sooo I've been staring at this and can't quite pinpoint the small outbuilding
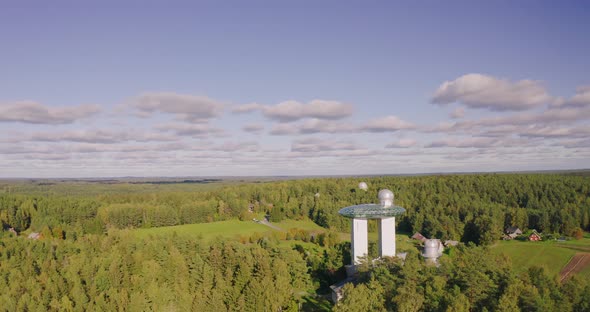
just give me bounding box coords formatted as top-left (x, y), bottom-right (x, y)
top-left (330, 277), bottom-right (357, 303)
top-left (529, 230), bottom-right (542, 241)
top-left (505, 227), bottom-right (523, 239)
top-left (412, 232), bottom-right (427, 242)
top-left (444, 240), bottom-right (459, 247)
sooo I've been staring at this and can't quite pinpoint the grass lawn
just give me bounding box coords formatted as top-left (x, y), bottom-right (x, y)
top-left (580, 262), bottom-right (590, 279)
top-left (492, 238), bottom-right (590, 278)
top-left (133, 219), bottom-right (272, 241)
top-left (275, 219), bottom-right (327, 232)
top-left (133, 218), bottom-right (330, 242)
top-left (132, 217), bottom-right (418, 257)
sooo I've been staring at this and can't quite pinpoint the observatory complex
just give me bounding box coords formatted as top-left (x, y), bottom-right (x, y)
top-left (338, 188), bottom-right (406, 265)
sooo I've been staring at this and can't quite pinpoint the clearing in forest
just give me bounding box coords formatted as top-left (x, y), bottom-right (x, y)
top-left (559, 253), bottom-right (590, 282)
top-left (493, 238), bottom-right (590, 279)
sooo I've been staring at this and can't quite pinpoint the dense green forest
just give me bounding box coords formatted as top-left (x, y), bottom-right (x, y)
top-left (2, 174), bottom-right (589, 243)
top-left (1, 173), bottom-right (590, 311)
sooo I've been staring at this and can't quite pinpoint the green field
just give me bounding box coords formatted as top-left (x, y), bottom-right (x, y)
top-left (135, 218), bottom-right (590, 281)
top-left (134, 219), bottom-right (272, 240)
top-left (133, 218), bottom-right (328, 241)
top-left (492, 238), bottom-right (590, 278)
top-left (133, 218), bottom-right (419, 257)
top-left (275, 219), bottom-right (327, 232)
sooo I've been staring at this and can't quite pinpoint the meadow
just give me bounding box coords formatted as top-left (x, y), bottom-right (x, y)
top-left (492, 236), bottom-right (590, 279)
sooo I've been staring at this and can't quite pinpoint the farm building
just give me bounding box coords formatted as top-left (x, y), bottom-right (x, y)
top-left (444, 240), bottom-right (459, 247)
top-left (505, 227), bottom-right (523, 239)
top-left (529, 230), bottom-right (542, 241)
top-left (412, 232), bottom-right (427, 242)
top-left (505, 226), bottom-right (522, 234)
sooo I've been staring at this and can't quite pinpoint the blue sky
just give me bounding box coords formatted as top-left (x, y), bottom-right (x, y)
top-left (1, 1), bottom-right (589, 177)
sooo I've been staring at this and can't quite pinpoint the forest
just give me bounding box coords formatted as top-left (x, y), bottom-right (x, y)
top-left (1, 173), bottom-right (589, 311)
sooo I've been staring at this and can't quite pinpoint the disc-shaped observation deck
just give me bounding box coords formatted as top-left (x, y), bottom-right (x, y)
top-left (338, 189), bottom-right (406, 218)
top-left (338, 189), bottom-right (406, 265)
top-left (338, 203), bottom-right (406, 219)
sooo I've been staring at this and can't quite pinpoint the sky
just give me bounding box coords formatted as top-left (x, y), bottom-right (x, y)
top-left (1, 1), bottom-right (589, 178)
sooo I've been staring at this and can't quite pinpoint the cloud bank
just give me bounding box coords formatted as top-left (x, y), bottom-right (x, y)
top-left (0, 101), bottom-right (100, 124)
top-left (432, 74), bottom-right (551, 111)
top-left (233, 100), bottom-right (353, 122)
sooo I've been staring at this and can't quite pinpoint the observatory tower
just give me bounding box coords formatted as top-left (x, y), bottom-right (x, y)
top-left (338, 189), bottom-right (406, 265)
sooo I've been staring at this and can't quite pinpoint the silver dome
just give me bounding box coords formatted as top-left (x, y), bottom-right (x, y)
top-left (358, 182), bottom-right (368, 190)
top-left (378, 189), bottom-right (394, 207)
top-left (425, 239), bottom-right (438, 248)
top-left (423, 239), bottom-right (442, 259)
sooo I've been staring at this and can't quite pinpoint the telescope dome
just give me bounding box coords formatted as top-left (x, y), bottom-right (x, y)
top-left (378, 189), bottom-right (394, 201)
top-left (358, 182), bottom-right (368, 190)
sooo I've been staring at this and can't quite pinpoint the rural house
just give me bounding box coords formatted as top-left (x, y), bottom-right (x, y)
top-left (529, 230), bottom-right (542, 241)
top-left (412, 232), bottom-right (427, 242)
top-left (505, 226), bottom-right (523, 238)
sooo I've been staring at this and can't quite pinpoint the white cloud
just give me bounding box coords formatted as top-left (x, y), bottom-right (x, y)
top-left (385, 139), bottom-right (417, 148)
top-left (299, 119), bottom-right (356, 134)
top-left (424, 105), bottom-right (590, 136)
top-left (28, 129), bottom-right (177, 144)
top-left (518, 125), bottom-right (590, 139)
top-left (426, 137), bottom-right (500, 148)
top-left (291, 138), bottom-right (360, 153)
top-left (552, 85), bottom-right (590, 108)
top-left (132, 92), bottom-right (224, 122)
top-left (212, 141), bottom-right (259, 152)
top-left (242, 123), bottom-right (264, 134)
top-left (557, 138), bottom-right (590, 148)
top-left (0, 101), bottom-right (100, 124)
top-left (156, 122), bottom-right (225, 137)
top-left (361, 115), bottom-right (414, 132)
top-left (568, 86), bottom-right (590, 107)
top-left (232, 103), bottom-right (264, 114)
top-left (450, 107), bottom-right (465, 119)
top-left (269, 123), bottom-right (299, 136)
top-left (432, 74), bottom-right (551, 111)
top-left (268, 119), bottom-right (355, 136)
top-left (233, 99), bottom-right (353, 122)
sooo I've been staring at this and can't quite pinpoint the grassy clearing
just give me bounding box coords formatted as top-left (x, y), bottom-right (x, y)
top-left (133, 218), bottom-right (329, 242)
top-left (579, 261), bottom-right (590, 279)
top-left (492, 238), bottom-right (590, 278)
top-left (133, 219), bottom-right (271, 241)
top-left (275, 219), bottom-right (327, 232)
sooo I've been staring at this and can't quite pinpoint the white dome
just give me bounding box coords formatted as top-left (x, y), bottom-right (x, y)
top-left (358, 182), bottom-right (368, 190)
top-left (378, 189), bottom-right (394, 207)
top-left (425, 239), bottom-right (438, 248)
top-left (378, 189), bottom-right (394, 201)
top-left (423, 239), bottom-right (442, 259)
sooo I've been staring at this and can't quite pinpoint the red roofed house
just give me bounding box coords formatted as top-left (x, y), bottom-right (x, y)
top-left (412, 232), bottom-right (427, 242)
top-left (529, 230), bottom-right (542, 241)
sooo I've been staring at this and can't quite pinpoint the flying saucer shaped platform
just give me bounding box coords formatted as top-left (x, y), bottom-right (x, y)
top-left (338, 203), bottom-right (406, 219)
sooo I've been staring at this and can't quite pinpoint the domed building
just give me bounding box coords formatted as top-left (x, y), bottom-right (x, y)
top-left (338, 189), bottom-right (405, 265)
top-left (422, 239), bottom-right (444, 264)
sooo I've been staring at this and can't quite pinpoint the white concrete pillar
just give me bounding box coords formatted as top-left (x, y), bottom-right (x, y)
top-left (378, 217), bottom-right (396, 258)
top-left (351, 218), bottom-right (368, 264)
